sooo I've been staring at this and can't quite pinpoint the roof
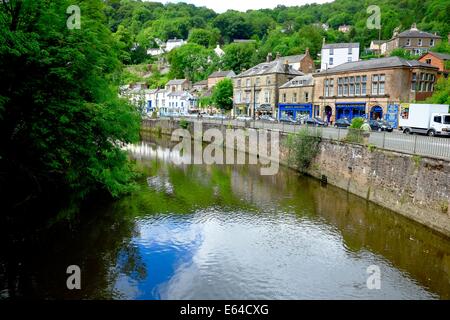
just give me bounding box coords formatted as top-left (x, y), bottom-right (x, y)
top-left (235, 60), bottom-right (303, 78)
top-left (208, 70), bottom-right (236, 78)
top-left (167, 39), bottom-right (185, 43)
top-left (396, 29), bottom-right (441, 39)
top-left (167, 91), bottom-right (192, 99)
top-left (314, 56), bottom-right (438, 75)
top-left (167, 79), bottom-right (188, 85)
top-left (280, 75), bottom-right (314, 89)
top-left (275, 54), bottom-right (307, 64)
top-left (233, 39), bottom-right (257, 43)
top-left (371, 40), bottom-right (387, 45)
top-left (193, 80), bottom-right (208, 86)
top-left (424, 52), bottom-right (450, 61)
top-left (323, 43), bottom-right (360, 50)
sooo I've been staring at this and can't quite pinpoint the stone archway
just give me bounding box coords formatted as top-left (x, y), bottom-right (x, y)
top-left (324, 106), bottom-right (332, 124)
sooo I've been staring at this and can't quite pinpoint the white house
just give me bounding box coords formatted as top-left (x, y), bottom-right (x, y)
top-left (165, 38), bottom-right (186, 52)
top-left (320, 43), bottom-right (360, 71)
top-left (214, 45), bottom-right (225, 57)
top-left (161, 91), bottom-right (196, 116)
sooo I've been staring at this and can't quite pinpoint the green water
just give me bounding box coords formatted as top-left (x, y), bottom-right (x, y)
top-left (1, 134), bottom-right (450, 299)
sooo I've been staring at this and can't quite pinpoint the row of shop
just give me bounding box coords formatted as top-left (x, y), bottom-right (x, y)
top-left (277, 103), bottom-right (400, 127)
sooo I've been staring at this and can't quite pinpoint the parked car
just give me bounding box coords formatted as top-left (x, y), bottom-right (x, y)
top-left (259, 115), bottom-right (276, 122)
top-left (334, 118), bottom-right (351, 128)
top-left (279, 116), bottom-right (298, 124)
top-left (212, 114), bottom-right (229, 120)
top-left (305, 117), bottom-right (328, 127)
top-left (369, 120), bottom-right (393, 132)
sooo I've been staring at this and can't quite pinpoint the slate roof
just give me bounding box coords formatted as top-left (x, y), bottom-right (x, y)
top-left (280, 75), bottom-right (314, 89)
top-left (208, 70), bottom-right (236, 78)
top-left (235, 60), bottom-right (303, 78)
top-left (193, 80), bottom-right (208, 86)
top-left (275, 54), bottom-right (307, 64)
top-left (396, 29), bottom-right (441, 39)
top-left (427, 52), bottom-right (450, 60)
top-left (322, 43), bottom-right (360, 49)
top-left (167, 79), bottom-right (188, 85)
top-left (314, 56), bottom-right (437, 75)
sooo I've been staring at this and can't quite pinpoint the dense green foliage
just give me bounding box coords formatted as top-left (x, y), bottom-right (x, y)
top-left (287, 129), bottom-right (321, 173)
top-left (105, 0), bottom-right (450, 67)
top-left (212, 79), bottom-right (234, 111)
top-left (0, 0), bottom-right (141, 218)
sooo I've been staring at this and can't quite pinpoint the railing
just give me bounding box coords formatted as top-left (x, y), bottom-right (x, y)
top-left (155, 116), bottom-right (450, 161)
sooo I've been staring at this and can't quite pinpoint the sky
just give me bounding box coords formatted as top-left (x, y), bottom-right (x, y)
top-left (154, 0), bottom-right (333, 13)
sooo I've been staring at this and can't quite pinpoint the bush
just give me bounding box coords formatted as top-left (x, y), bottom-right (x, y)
top-left (286, 128), bottom-right (321, 173)
top-left (350, 117), bottom-right (365, 129)
top-left (179, 119), bottom-right (190, 129)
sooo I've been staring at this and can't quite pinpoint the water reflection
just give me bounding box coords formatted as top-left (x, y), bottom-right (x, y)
top-left (1, 134), bottom-right (450, 299)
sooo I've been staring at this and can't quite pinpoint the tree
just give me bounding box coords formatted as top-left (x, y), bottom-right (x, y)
top-left (222, 42), bottom-right (259, 73)
top-left (0, 0), bottom-right (141, 218)
top-left (167, 43), bottom-right (217, 82)
top-left (389, 48), bottom-right (420, 60)
top-left (427, 77), bottom-right (450, 105)
top-left (188, 28), bottom-right (220, 48)
top-left (212, 79), bottom-right (233, 111)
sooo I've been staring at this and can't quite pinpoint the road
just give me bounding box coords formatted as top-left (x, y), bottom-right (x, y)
top-left (161, 116), bottom-right (450, 161)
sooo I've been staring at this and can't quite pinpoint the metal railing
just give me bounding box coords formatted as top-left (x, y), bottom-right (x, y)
top-left (157, 116), bottom-right (450, 161)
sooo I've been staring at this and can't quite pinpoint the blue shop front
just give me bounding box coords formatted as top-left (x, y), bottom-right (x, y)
top-left (278, 103), bottom-right (313, 120)
top-left (335, 102), bottom-right (367, 120)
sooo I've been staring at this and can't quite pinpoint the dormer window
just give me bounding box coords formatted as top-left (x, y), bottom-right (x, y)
top-left (406, 39), bottom-right (411, 46)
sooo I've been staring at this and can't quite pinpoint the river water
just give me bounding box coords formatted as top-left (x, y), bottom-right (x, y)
top-left (1, 135), bottom-right (450, 299)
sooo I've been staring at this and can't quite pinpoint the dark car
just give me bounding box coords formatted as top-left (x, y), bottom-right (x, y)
top-left (305, 117), bottom-right (328, 127)
top-left (279, 116), bottom-right (298, 124)
top-left (334, 118), bottom-right (351, 128)
top-left (369, 120), bottom-right (393, 132)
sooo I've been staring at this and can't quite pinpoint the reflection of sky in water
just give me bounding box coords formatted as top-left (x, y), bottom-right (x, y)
top-left (112, 210), bottom-right (435, 300)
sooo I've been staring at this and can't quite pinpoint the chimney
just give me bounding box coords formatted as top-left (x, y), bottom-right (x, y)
top-left (322, 38), bottom-right (326, 47)
top-left (305, 47), bottom-right (310, 56)
top-left (284, 60), bottom-right (289, 73)
top-left (411, 23), bottom-right (418, 31)
top-left (276, 52), bottom-right (281, 60)
top-left (266, 52), bottom-right (273, 62)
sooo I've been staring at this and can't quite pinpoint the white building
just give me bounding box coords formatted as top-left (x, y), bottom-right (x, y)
top-left (214, 45), bottom-right (225, 57)
top-left (320, 43), bottom-right (360, 71)
top-left (161, 91), bottom-right (196, 116)
top-left (165, 38), bottom-right (186, 52)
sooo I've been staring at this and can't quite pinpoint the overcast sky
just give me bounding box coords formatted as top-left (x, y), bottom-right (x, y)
top-left (155, 0), bottom-right (333, 13)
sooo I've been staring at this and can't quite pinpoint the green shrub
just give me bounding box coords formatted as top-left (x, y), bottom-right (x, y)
top-left (286, 128), bottom-right (321, 173)
top-left (179, 119), bottom-right (190, 130)
top-left (350, 117), bottom-right (365, 129)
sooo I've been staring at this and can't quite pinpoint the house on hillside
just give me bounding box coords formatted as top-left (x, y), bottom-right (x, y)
top-left (165, 38), bottom-right (186, 52)
top-left (207, 70), bottom-right (236, 89)
top-left (384, 24), bottom-right (442, 56)
top-left (166, 79), bottom-right (191, 92)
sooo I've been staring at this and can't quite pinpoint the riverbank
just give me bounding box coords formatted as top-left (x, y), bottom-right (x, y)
top-left (142, 118), bottom-right (450, 238)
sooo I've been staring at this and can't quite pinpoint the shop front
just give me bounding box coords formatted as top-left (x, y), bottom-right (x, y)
top-left (335, 102), bottom-right (366, 120)
top-left (278, 103), bottom-right (313, 121)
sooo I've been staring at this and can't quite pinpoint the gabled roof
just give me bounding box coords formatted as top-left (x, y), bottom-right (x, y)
top-left (314, 56), bottom-right (437, 75)
top-left (208, 70), bottom-right (236, 78)
top-left (280, 75), bottom-right (314, 89)
top-left (167, 79), bottom-right (188, 85)
top-left (323, 43), bottom-right (360, 50)
top-left (422, 52), bottom-right (450, 61)
top-left (235, 60), bottom-right (303, 78)
top-left (275, 54), bottom-right (307, 64)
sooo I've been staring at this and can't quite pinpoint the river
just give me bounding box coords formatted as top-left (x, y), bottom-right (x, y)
top-left (1, 134), bottom-right (450, 299)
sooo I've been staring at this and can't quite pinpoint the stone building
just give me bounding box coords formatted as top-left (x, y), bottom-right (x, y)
top-left (207, 70), bottom-right (236, 89)
top-left (166, 79), bottom-right (191, 92)
top-left (278, 75), bottom-right (315, 120)
top-left (233, 55), bottom-right (303, 117)
top-left (385, 24), bottom-right (442, 56)
top-left (312, 56), bottom-right (438, 125)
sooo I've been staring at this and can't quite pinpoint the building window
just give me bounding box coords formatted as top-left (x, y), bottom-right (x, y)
top-left (264, 91), bottom-right (270, 103)
top-left (348, 57), bottom-right (352, 62)
top-left (406, 39), bottom-right (411, 46)
top-left (426, 59), bottom-right (432, 65)
top-left (266, 77), bottom-right (271, 85)
top-left (371, 74), bottom-right (385, 95)
top-left (411, 73), bottom-right (417, 91)
top-left (338, 78), bottom-right (343, 96)
top-left (282, 93), bottom-right (287, 103)
top-left (418, 39), bottom-right (423, 46)
top-left (305, 92), bottom-right (309, 102)
top-left (348, 47), bottom-right (353, 55)
top-left (324, 79), bottom-right (334, 97)
top-left (293, 93), bottom-right (297, 103)
top-left (361, 75), bottom-right (367, 95)
top-left (430, 39), bottom-right (435, 46)
top-left (246, 79), bottom-right (251, 87)
top-left (237, 80), bottom-right (241, 87)
top-left (256, 78), bottom-right (261, 86)
top-left (329, 48), bottom-right (334, 56)
top-left (329, 57), bottom-right (334, 66)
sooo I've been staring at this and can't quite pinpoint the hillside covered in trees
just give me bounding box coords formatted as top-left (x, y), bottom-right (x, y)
top-left (106, 0), bottom-right (449, 66)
